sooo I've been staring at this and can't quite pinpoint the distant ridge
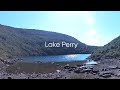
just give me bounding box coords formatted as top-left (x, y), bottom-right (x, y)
top-left (0, 24), bottom-right (98, 59)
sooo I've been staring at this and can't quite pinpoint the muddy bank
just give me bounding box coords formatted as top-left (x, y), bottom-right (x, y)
top-left (1, 58), bottom-right (120, 79)
top-left (0, 59), bottom-right (86, 79)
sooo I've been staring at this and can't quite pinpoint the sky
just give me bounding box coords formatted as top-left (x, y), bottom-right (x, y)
top-left (0, 11), bottom-right (119, 46)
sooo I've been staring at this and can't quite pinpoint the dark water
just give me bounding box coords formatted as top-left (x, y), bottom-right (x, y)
top-left (20, 54), bottom-right (91, 63)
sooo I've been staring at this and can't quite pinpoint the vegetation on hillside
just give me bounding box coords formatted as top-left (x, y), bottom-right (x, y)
top-left (90, 36), bottom-right (120, 60)
top-left (0, 24), bottom-right (98, 59)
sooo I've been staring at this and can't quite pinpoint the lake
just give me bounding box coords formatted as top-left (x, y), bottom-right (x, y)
top-left (20, 54), bottom-right (91, 63)
top-left (7, 54), bottom-right (97, 74)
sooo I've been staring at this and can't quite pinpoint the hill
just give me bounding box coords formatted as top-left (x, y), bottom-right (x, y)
top-left (0, 24), bottom-right (98, 59)
top-left (90, 36), bottom-right (120, 60)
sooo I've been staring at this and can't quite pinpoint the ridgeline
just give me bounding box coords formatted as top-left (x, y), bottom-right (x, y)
top-left (0, 24), bottom-right (98, 59)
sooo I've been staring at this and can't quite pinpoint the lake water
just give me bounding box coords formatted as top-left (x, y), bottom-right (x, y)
top-left (20, 54), bottom-right (91, 63)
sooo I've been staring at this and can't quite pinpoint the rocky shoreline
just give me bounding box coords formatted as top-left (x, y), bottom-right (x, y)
top-left (1, 58), bottom-right (120, 79)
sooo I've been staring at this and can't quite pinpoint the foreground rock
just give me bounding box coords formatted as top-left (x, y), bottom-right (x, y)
top-left (1, 58), bottom-right (120, 79)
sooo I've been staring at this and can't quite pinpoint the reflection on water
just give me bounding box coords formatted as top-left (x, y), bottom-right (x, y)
top-left (85, 61), bottom-right (97, 65)
top-left (65, 54), bottom-right (78, 59)
top-left (21, 54), bottom-right (91, 63)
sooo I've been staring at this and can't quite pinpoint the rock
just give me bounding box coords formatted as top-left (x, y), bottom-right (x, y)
top-left (74, 69), bottom-right (82, 73)
top-left (81, 68), bottom-right (92, 73)
top-left (77, 65), bottom-right (82, 67)
top-left (115, 73), bottom-right (120, 77)
top-left (102, 68), bottom-right (108, 71)
top-left (105, 56), bottom-right (112, 59)
top-left (8, 77), bottom-right (12, 79)
top-left (6, 65), bottom-right (9, 67)
top-left (99, 73), bottom-right (111, 78)
top-left (71, 66), bottom-right (77, 69)
top-left (99, 71), bottom-right (113, 75)
top-left (99, 71), bottom-right (113, 78)
top-left (36, 74), bottom-right (39, 77)
top-left (108, 65), bottom-right (118, 69)
top-left (94, 78), bottom-right (99, 79)
top-left (91, 72), bottom-right (96, 75)
top-left (74, 68), bottom-right (92, 73)
top-left (35, 61), bottom-right (42, 63)
top-left (57, 75), bottom-right (61, 78)
top-left (56, 70), bottom-right (61, 73)
top-left (68, 66), bottom-right (77, 71)
top-left (56, 64), bottom-right (59, 66)
top-left (51, 62), bottom-right (54, 64)
top-left (88, 66), bottom-right (94, 69)
top-left (64, 64), bottom-right (70, 69)
top-left (112, 70), bottom-right (120, 77)
top-left (66, 64), bottom-right (70, 67)
top-left (68, 68), bottom-right (75, 71)
top-left (80, 65), bottom-right (88, 69)
top-left (92, 68), bottom-right (99, 73)
top-left (54, 75), bottom-right (62, 79)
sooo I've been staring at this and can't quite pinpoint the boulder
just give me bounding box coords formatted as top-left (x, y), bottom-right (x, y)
top-left (99, 73), bottom-right (111, 78)
top-left (112, 70), bottom-right (120, 77)
top-left (88, 66), bottom-right (94, 69)
top-left (102, 68), bottom-right (108, 71)
top-left (81, 68), bottom-right (92, 73)
top-left (56, 64), bottom-right (59, 66)
top-left (8, 77), bottom-right (12, 79)
top-left (51, 62), bottom-right (54, 64)
top-left (74, 68), bottom-right (92, 73)
top-left (74, 69), bottom-right (82, 73)
top-left (68, 68), bottom-right (76, 71)
top-left (92, 68), bottom-right (99, 73)
top-left (54, 75), bottom-right (62, 79)
top-left (99, 71), bottom-right (113, 78)
top-left (79, 65), bottom-right (88, 69)
top-left (92, 73), bottom-right (96, 75)
top-left (80, 64), bottom-right (94, 69)
top-left (66, 64), bottom-right (70, 67)
top-left (64, 64), bottom-right (70, 69)
top-left (56, 70), bottom-right (61, 73)
top-left (71, 66), bottom-right (77, 69)
top-left (115, 73), bottom-right (120, 77)
top-left (108, 65), bottom-right (118, 69)
top-left (77, 64), bottom-right (82, 67)
top-left (68, 66), bottom-right (77, 71)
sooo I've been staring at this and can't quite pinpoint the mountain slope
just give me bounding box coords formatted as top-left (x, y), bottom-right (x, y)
top-left (0, 24), bottom-right (98, 59)
top-left (90, 36), bottom-right (120, 60)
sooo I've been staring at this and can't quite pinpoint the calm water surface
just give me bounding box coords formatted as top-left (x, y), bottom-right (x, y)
top-left (20, 54), bottom-right (91, 63)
